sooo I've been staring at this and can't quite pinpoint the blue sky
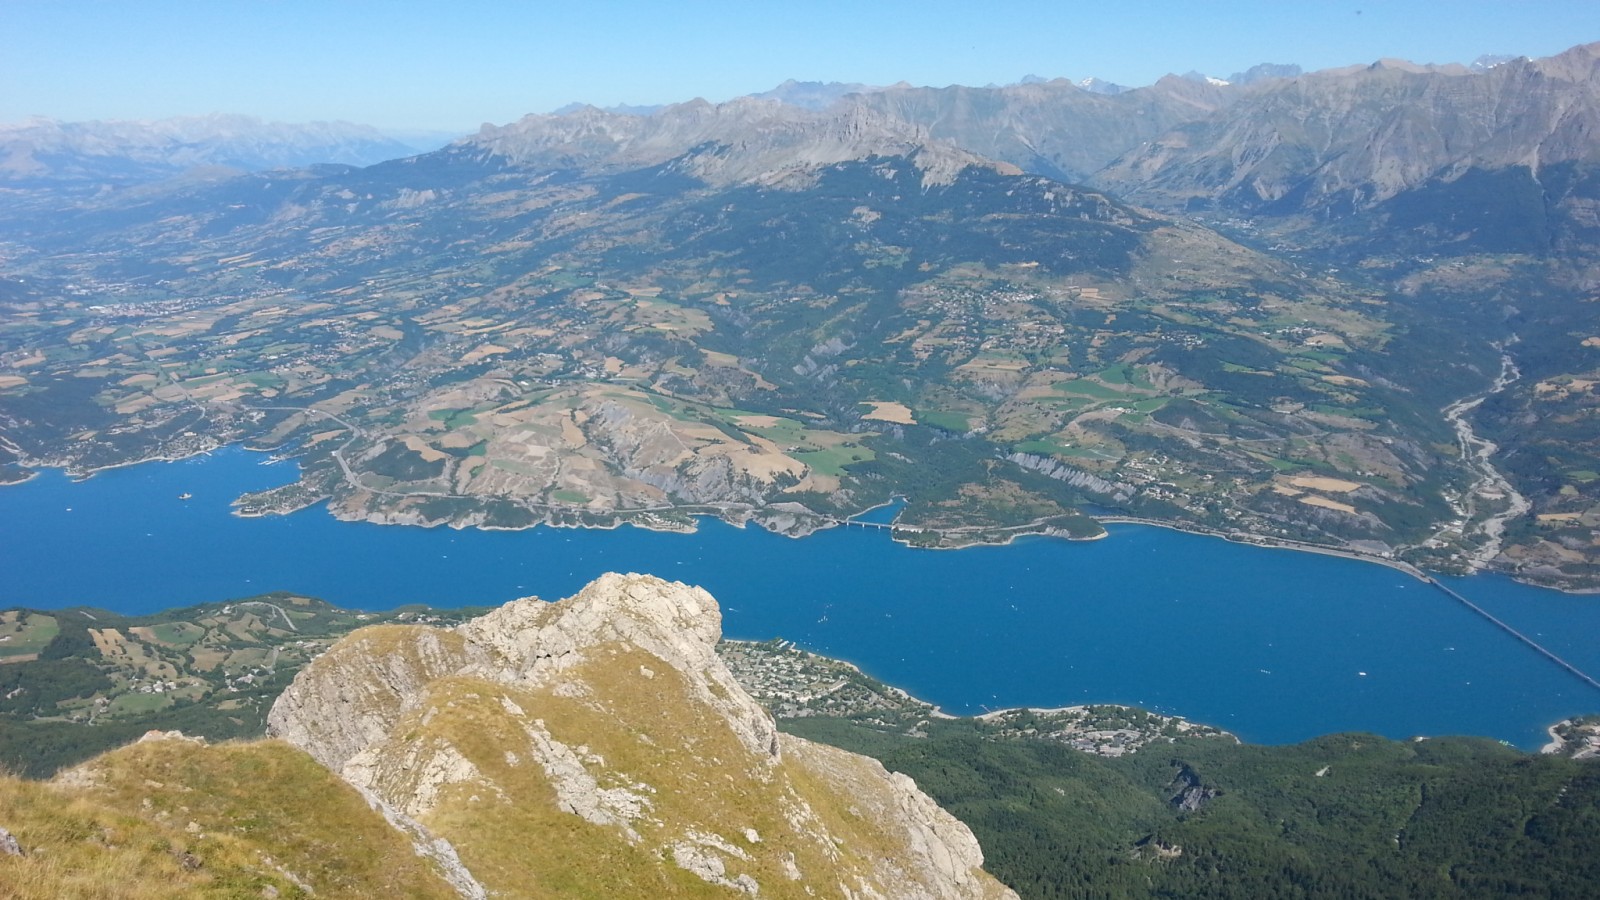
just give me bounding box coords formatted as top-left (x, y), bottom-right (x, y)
top-left (3, 1), bottom-right (1597, 133)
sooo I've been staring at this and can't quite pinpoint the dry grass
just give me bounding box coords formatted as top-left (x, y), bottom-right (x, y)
top-left (0, 739), bottom-right (458, 898)
top-left (1298, 494), bottom-right (1359, 514)
top-left (1287, 475), bottom-right (1364, 494)
top-left (860, 400), bottom-right (916, 424)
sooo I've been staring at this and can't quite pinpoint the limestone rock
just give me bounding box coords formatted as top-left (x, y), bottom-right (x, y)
top-left (270, 573), bottom-right (1015, 898)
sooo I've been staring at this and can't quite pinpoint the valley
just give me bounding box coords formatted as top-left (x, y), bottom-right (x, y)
top-left (7, 12), bottom-right (1600, 899)
top-left (0, 147), bottom-right (1498, 576)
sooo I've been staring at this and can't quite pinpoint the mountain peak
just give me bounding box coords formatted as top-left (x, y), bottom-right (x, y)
top-left (268, 574), bottom-right (1017, 897)
top-left (1076, 76), bottom-right (1131, 94)
top-left (1227, 62), bottom-right (1303, 85)
top-left (469, 97), bottom-right (1003, 188)
top-left (749, 79), bottom-right (890, 109)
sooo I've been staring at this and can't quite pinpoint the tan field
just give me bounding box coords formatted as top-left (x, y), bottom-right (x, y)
top-left (727, 434), bottom-right (808, 480)
top-left (436, 430), bottom-right (481, 450)
top-left (88, 628), bottom-right (124, 659)
top-left (114, 395), bottom-right (159, 415)
top-left (1288, 475), bottom-right (1364, 493)
top-left (460, 343), bottom-right (510, 364)
top-left (861, 400), bottom-right (916, 424)
top-left (559, 414), bottom-right (587, 448)
top-left (1322, 374), bottom-right (1370, 387)
top-left (402, 435), bottom-right (449, 463)
top-left (958, 356), bottom-right (1029, 373)
top-left (1299, 495), bottom-right (1358, 514)
top-left (216, 328), bottom-right (266, 346)
top-left (790, 472), bottom-right (842, 493)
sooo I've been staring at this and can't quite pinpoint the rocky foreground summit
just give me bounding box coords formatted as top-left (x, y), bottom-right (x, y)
top-left (0, 575), bottom-right (1014, 898)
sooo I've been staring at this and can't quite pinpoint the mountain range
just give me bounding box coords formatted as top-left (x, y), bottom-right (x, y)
top-left (1, 42), bottom-right (1597, 594)
top-left (4, 40), bottom-right (1600, 898)
top-left (0, 114), bottom-right (439, 188)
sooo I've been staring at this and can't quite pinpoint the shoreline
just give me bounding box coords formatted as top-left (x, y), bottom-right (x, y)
top-left (1095, 516), bottom-right (1434, 583)
top-left (4, 443), bottom-right (1594, 595)
top-left (1543, 721), bottom-right (1566, 754)
top-left (7, 455), bottom-right (1597, 751)
top-left (734, 640), bottom-right (1589, 755)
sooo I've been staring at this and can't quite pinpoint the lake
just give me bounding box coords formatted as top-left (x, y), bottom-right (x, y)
top-left (3, 446), bottom-right (1599, 749)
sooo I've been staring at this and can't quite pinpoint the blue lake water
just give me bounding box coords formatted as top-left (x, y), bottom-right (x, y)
top-left (3, 446), bottom-right (1599, 749)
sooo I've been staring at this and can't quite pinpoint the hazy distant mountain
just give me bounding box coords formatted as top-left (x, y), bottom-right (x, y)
top-left (1471, 53), bottom-right (1524, 72)
top-left (0, 114), bottom-right (418, 186)
top-left (381, 128), bottom-right (468, 154)
top-left (749, 78), bottom-right (898, 109)
top-left (550, 100), bottom-right (668, 117)
top-left (464, 96), bottom-right (1004, 188)
top-left (1227, 62), bottom-right (1302, 84)
top-left (1075, 77), bottom-right (1132, 95)
top-left (843, 75), bottom-right (1238, 181)
top-left (548, 80), bottom-right (898, 119)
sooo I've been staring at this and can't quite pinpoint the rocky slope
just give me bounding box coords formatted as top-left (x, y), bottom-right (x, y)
top-left (267, 573), bottom-right (1016, 898)
top-left (0, 576), bottom-right (1015, 897)
top-left (1092, 41), bottom-right (1600, 225)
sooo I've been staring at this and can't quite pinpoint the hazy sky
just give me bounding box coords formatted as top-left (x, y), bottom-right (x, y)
top-left (4, 1), bottom-right (1597, 134)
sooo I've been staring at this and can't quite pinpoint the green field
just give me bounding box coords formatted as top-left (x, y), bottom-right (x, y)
top-left (716, 410), bottom-right (876, 475)
top-left (794, 444), bottom-right (875, 476)
top-left (914, 410), bottom-right (972, 432)
top-left (108, 693), bottom-right (173, 715)
top-left (0, 613), bottom-right (58, 660)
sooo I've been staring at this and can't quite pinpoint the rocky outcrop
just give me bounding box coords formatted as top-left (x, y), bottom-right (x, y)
top-left (269, 573), bottom-right (1016, 898)
top-left (1006, 451), bottom-right (1135, 501)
